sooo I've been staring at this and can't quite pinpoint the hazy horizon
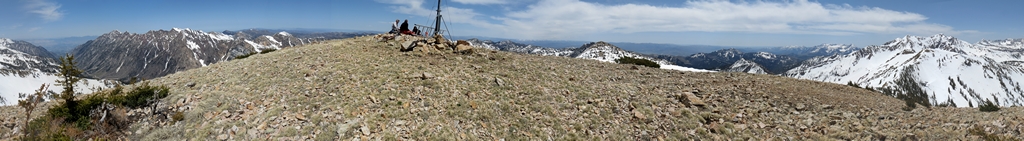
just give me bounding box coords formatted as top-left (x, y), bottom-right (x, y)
top-left (2, 0), bottom-right (1022, 47)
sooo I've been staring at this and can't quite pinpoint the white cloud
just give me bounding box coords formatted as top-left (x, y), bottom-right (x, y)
top-left (380, 0), bottom-right (973, 39)
top-left (375, 0), bottom-right (500, 30)
top-left (452, 0), bottom-right (507, 5)
top-left (23, 0), bottom-right (64, 22)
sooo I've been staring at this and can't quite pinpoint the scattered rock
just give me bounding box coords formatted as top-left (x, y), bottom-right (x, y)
top-left (186, 82), bottom-right (196, 88)
top-left (681, 92), bottom-right (706, 107)
top-left (420, 72), bottom-right (435, 80)
top-left (401, 40), bottom-right (415, 51)
top-left (901, 133), bottom-right (918, 141)
top-left (633, 110), bottom-right (647, 120)
top-left (360, 125), bottom-right (371, 135)
top-left (795, 103), bottom-right (807, 111)
top-left (455, 40), bottom-right (474, 54)
top-left (822, 104), bottom-right (834, 110)
top-left (217, 134), bottom-right (228, 140)
top-left (494, 77), bottom-right (505, 87)
top-left (296, 114), bottom-right (307, 121)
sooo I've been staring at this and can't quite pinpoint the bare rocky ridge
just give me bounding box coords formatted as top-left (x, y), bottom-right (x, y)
top-left (2, 35), bottom-right (1022, 140)
top-left (70, 28), bottom-right (322, 82)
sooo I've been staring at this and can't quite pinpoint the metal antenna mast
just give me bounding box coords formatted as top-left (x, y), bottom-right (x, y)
top-left (433, 0), bottom-right (443, 36)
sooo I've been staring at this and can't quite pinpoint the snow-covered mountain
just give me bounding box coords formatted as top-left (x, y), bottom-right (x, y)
top-left (1, 38), bottom-right (59, 76)
top-left (725, 58), bottom-right (768, 74)
top-left (70, 28), bottom-right (324, 82)
top-left (467, 39), bottom-right (712, 72)
top-left (467, 39), bottom-right (572, 56)
top-left (1, 38), bottom-right (112, 105)
top-left (785, 34), bottom-right (1024, 107)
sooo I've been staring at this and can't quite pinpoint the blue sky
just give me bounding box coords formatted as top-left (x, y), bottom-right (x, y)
top-left (1, 0), bottom-right (1021, 47)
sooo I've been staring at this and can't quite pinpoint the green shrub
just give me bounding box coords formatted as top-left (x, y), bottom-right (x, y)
top-left (979, 99), bottom-right (1000, 112)
top-left (22, 116), bottom-right (74, 141)
top-left (934, 99), bottom-right (957, 107)
top-left (171, 111), bottom-right (185, 124)
top-left (235, 48), bottom-right (278, 60)
top-left (901, 100), bottom-right (916, 111)
top-left (28, 82), bottom-right (170, 140)
top-left (259, 48), bottom-right (277, 54)
top-left (25, 80), bottom-right (170, 140)
top-left (615, 56), bottom-right (660, 68)
top-left (109, 82), bottom-right (170, 108)
top-left (234, 52), bottom-right (257, 59)
top-left (846, 81), bottom-right (861, 88)
top-left (968, 126), bottom-right (1018, 141)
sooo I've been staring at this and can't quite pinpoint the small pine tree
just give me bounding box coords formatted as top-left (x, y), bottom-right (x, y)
top-left (979, 99), bottom-right (1000, 112)
top-left (846, 81), bottom-right (861, 88)
top-left (54, 54), bottom-right (84, 122)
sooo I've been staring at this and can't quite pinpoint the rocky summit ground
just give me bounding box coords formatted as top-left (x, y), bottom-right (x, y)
top-left (2, 35), bottom-right (1023, 140)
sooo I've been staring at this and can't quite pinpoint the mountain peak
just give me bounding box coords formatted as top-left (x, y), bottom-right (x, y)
top-left (171, 27), bottom-right (191, 32)
top-left (100, 30), bottom-right (132, 37)
top-left (884, 34), bottom-right (968, 48)
top-left (725, 58), bottom-right (769, 74)
top-left (581, 41), bottom-right (614, 48)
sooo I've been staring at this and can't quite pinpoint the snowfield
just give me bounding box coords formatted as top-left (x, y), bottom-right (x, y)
top-left (786, 34), bottom-right (1024, 107)
top-left (662, 65), bottom-right (715, 72)
top-left (0, 73), bottom-right (112, 106)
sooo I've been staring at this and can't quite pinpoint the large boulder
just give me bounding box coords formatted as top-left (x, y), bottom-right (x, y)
top-left (455, 40), bottom-right (474, 54)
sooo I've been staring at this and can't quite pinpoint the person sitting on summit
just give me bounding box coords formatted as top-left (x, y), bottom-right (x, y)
top-left (399, 19), bottom-right (410, 35)
top-left (412, 26), bottom-right (421, 36)
top-left (390, 19), bottom-right (400, 34)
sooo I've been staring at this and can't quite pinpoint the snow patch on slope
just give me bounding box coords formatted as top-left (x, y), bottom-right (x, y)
top-left (187, 41), bottom-right (200, 50)
top-left (662, 65), bottom-right (715, 72)
top-left (0, 73), bottom-right (111, 106)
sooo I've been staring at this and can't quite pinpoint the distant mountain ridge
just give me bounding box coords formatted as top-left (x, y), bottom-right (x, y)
top-left (466, 39), bottom-right (671, 65)
top-left (744, 44), bottom-right (860, 60)
top-left (456, 37), bottom-right (739, 56)
top-left (665, 49), bottom-right (801, 74)
top-left (69, 28), bottom-right (344, 82)
top-left (785, 34), bottom-right (1024, 107)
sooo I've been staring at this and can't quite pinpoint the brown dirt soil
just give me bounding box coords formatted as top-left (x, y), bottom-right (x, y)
top-left (2, 35), bottom-right (1022, 140)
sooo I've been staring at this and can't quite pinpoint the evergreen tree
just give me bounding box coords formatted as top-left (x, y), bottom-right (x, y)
top-left (54, 54), bottom-right (83, 122)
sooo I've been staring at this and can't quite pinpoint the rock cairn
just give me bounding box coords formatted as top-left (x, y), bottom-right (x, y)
top-left (374, 34), bottom-right (474, 55)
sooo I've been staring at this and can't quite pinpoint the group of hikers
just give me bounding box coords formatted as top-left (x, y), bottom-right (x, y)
top-left (390, 19), bottom-right (427, 36)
